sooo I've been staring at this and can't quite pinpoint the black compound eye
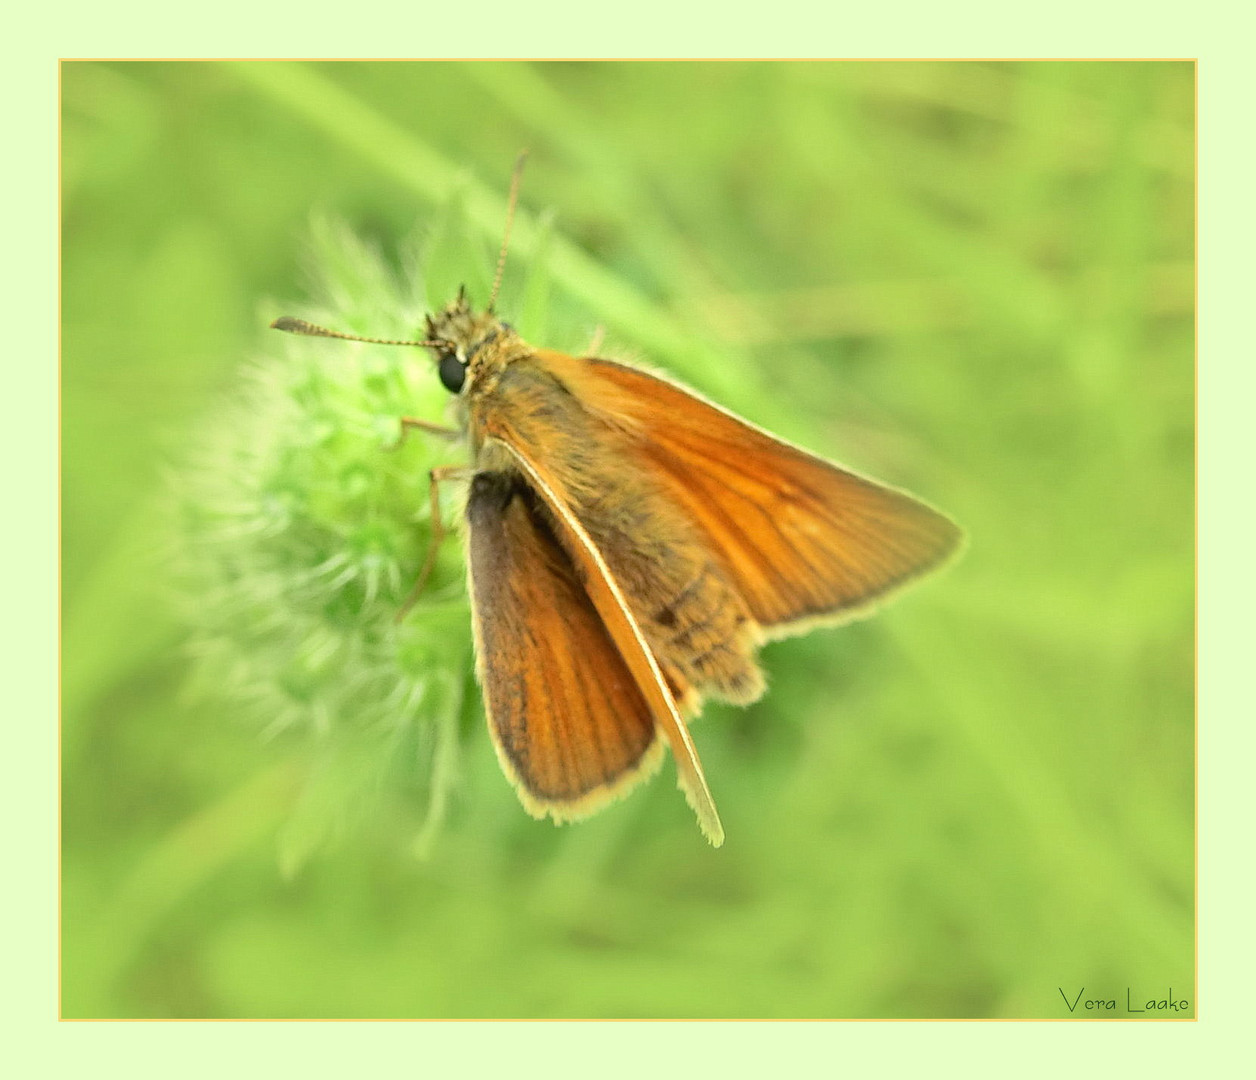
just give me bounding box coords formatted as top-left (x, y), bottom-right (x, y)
top-left (438, 351), bottom-right (467, 393)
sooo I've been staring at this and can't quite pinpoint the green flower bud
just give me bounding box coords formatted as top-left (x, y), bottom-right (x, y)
top-left (173, 214), bottom-right (492, 869)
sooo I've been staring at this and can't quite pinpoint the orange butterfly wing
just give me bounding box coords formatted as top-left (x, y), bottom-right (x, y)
top-left (465, 470), bottom-right (664, 823)
top-left (575, 357), bottom-right (963, 636)
top-left (476, 432), bottom-right (725, 847)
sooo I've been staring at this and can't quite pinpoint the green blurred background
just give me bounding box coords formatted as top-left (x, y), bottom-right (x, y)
top-left (61, 61), bottom-right (1194, 1019)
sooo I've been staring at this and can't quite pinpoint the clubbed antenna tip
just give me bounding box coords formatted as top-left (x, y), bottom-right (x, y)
top-left (270, 316), bottom-right (437, 349)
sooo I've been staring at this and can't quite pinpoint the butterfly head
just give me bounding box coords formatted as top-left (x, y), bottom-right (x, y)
top-left (424, 285), bottom-right (521, 395)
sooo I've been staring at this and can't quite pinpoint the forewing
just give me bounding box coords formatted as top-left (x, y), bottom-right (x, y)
top-left (477, 432), bottom-right (725, 847)
top-left (579, 358), bottom-right (963, 634)
top-left (466, 471), bottom-right (663, 821)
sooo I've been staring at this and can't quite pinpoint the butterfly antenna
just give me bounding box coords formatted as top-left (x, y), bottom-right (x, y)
top-left (488, 150), bottom-right (529, 313)
top-left (270, 316), bottom-right (439, 349)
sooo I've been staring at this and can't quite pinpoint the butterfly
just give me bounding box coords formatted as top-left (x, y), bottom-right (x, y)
top-left (272, 157), bottom-right (962, 846)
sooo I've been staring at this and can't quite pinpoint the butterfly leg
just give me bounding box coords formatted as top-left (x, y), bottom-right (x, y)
top-left (392, 416), bottom-right (461, 448)
top-left (396, 464), bottom-right (471, 623)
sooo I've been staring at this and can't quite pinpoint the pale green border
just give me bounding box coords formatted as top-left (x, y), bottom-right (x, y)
top-left (24, 6), bottom-right (1240, 1075)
